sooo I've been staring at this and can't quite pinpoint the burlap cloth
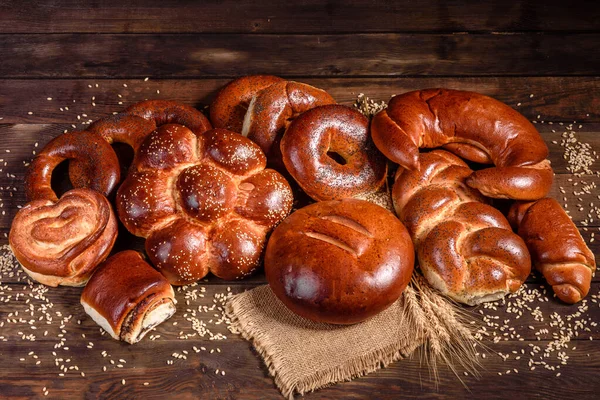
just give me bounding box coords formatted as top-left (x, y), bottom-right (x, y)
top-left (226, 285), bottom-right (424, 399)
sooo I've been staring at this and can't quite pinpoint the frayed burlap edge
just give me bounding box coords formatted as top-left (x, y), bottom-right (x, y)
top-left (226, 292), bottom-right (423, 399)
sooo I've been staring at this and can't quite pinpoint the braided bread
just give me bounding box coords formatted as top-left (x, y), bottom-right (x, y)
top-left (393, 150), bottom-right (531, 305)
top-left (372, 89), bottom-right (553, 200)
top-left (508, 198), bottom-right (596, 304)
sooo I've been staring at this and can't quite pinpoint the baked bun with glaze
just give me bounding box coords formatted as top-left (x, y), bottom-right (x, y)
top-left (508, 198), bottom-right (596, 304)
top-left (210, 75), bottom-right (335, 164)
top-left (25, 130), bottom-right (121, 202)
top-left (117, 126), bottom-right (294, 284)
top-left (372, 89), bottom-right (553, 200)
top-left (281, 104), bottom-right (387, 201)
top-left (265, 199), bottom-right (414, 324)
top-left (69, 99), bottom-right (212, 184)
top-left (81, 250), bottom-right (176, 344)
top-left (210, 75), bottom-right (284, 133)
top-left (11, 129), bottom-right (120, 287)
top-left (10, 189), bottom-right (118, 287)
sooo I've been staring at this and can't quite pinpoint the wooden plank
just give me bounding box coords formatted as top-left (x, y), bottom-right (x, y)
top-left (0, 282), bottom-right (598, 339)
top-left (1, 339), bottom-right (598, 399)
top-left (1, 1), bottom-right (598, 34)
top-left (1, 33), bottom-right (600, 78)
top-left (0, 342), bottom-right (600, 399)
top-left (1, 77), bottom-right (599, 124)
top-left (0, 282), bottom-right (599, 398)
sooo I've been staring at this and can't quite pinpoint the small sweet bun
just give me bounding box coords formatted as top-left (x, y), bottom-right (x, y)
top-left (265, 199), bottom-right (414, 325)
top-left (281, 104), bottom-right (387, 201)
top-left (241, 80), bottom-right (335, 160)
top-left (117, 127), bottom-right (294, 284)
top-left (393, 150), bottom-right (531, 305)
top-left (24, 130), bottom-right (121, 202)
top-left (81, 251), bottom-right (176, 344)
top-left (9, 188), bottom-right (118, 287)
top-left (508, 198), bottom-right (596, 304)
top-left (372, 89), bottom-right (553, 200)
top-left (210, 75), bottom-right (284, 132)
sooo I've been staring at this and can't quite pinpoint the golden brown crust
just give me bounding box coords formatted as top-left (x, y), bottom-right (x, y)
top-left (393, 150), bottom-right (531, 305)
top-left (69, 100), bottom-right (211, 185)
top-left (509, 198), bottom-right (596, 304)
top-left (242, 80), bottom-right (335, 160)
top-left (145, 218), bottom-right (210, 285)
top-left (117, 127), bottom-right (294, 284)
top-left (24, 131), bottom-right (121, 202)
top-left (281, 105), bottom-right (387, 201)
top-left (210, 75), bottom-right (284, 133)
top-left (372, 89), bottom-right (552, 200)
top-left (80, 250), bottom-right (175, 339)
top-left (265, 199), bottom-right (414, 324)
top-left (125, 99), bottom-right (212, 136)
top-left (87, 113), bottom-right (156, 150)
top-left (465, 160), bottom-right (554, 200)
top-left (9, 188), bottom-right (118, 287)
top-left (506, 200), bottom-right (534, 231)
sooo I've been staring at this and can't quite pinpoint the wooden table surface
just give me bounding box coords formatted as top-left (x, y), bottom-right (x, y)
top-left (1, 1), bottom-right (600, 399)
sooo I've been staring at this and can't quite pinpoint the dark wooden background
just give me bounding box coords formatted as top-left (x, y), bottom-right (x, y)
top-left (1, 1), bottom-right (600, 399)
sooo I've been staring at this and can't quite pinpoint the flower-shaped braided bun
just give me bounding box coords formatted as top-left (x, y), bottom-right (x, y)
top-left (116, 125), bottom-right (294, 284)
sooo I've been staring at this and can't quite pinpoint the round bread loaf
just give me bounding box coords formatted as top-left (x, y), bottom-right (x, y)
top-left (117, 126), bottom-right (294, 284)
top-left (265, 199), bottom-right (414, 324)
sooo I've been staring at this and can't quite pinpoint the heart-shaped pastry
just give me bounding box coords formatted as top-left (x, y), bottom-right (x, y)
top-left (9, 188), bottom-right (118, 287)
